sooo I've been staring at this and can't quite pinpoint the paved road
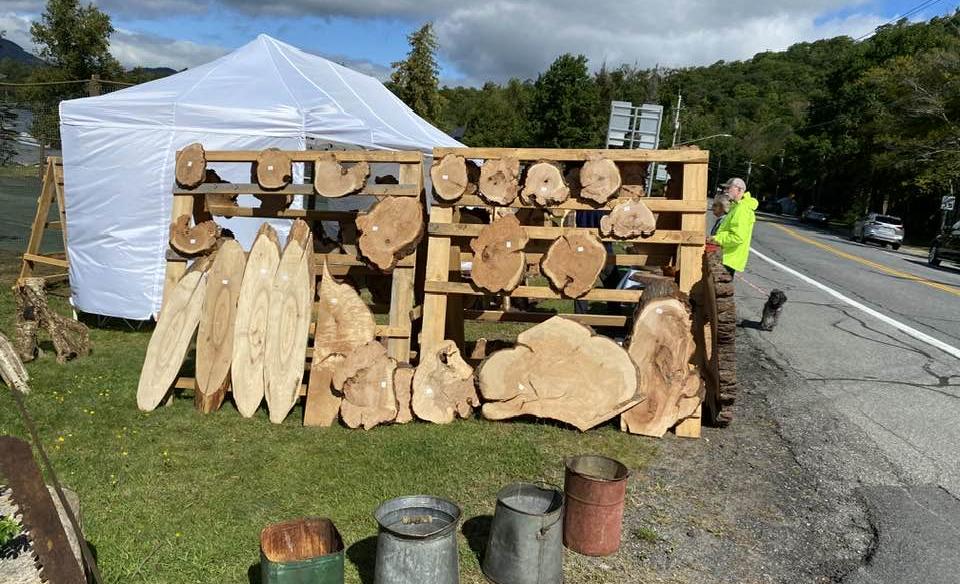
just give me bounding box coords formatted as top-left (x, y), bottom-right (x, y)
top-left (734, 214), bottom-right (960, 582)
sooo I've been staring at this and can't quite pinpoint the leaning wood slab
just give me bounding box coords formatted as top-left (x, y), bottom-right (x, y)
top-left (232, 224), bottom-right (282, 418)
top-left (175, 142), bottom-right (206, 188)
top-left (478, 157), bottom-right (520, 205)
top-left (621, 279), bottom-right (702, 437)
top-left (332, 340), bottom-right (398, 429)
top-left (394, 365), bottom-right (415, 424)
top-left (599, 199), bottom-right (656, 239)
top-left (521, 161), bottom-right (570, 206)
top-left (264, 220), bottom-right (314, 423)
top-left (431, 155), bottom-right (479, 202)
top-left (541, 232), bottom-right (606, 298)
top-left (579, 155), bottom-right (622, 204)
top-left (478, 316), bottom-right (641, 431)
top-left (254, 148), bottom-right (292, 190)
top-left (356, 197), bottom-right (424, 271)
top-left (169, 214), bottom-right (220, 256)
top-left (412, 340), bottom-right (478, 424)
top-left (470, 214), bottom-right (529, 293)
top-left (304, 262), bottom-right (377, 427)
top-left (137, 259), bottom-right (210, 411)
top-left (195, 239), bottom-right (245, 413)
top-left (314, 153), bottom-right (369, 197)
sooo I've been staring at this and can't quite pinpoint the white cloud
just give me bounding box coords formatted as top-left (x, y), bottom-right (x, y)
top-left (0, 12), bottom-right (38, 53)
top-left (110, 29), bottom-right (228, 70)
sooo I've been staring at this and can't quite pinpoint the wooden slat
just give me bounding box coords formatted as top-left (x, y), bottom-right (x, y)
top-left (425, 280), bottom-right (643, 302)
top-left (433, 147), bottom-right (709, 163)
top-left (22, 253), bottom-right (68, 268)
top-left (191, 150), bottom-right (423, 163)
top-left (176, 183), bottom-right (418, 197)
top-left (313, 253), bottom-right (415, 269)
top-left (162, 193), bottom-right (193, 307)
top-left (208, 205), bottom-right (360, 221)
top-left (428, 223), bottom-right (703, 245)
top-left (458, 251), bottom-right (673, 267)
top-left (420, 206), bottom-right (454, 356)
top-left (464, 310), bottom-right (629, 327)
top-left (305, 323), bottom-right (408, 338)
top-left (45, 220), bottom-right (63, 230)
top-left (446, 195), bottom-right (706, 213)
top-left (386, 162), bottom-right (422, 363)
top-left (679, 162), bottom-right (708, 294)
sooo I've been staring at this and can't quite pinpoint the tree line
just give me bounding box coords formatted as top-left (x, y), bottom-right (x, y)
top-left (393, 15), bottom-right (960, 241)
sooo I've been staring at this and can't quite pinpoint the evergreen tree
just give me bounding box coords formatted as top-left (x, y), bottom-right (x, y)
top-left (389, 23), bottom-right (442, 124)
top-left (530, 54), bottom-right (601, 148)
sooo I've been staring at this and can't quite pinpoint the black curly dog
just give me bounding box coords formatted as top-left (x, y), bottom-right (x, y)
top-left (760, 289), bottom-right (787, 331)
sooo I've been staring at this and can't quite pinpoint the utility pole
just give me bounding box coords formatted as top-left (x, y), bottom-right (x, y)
top-left (670, 91), bottom-right (682, 147)
top-left (775, 150), bottom-right (784, 199)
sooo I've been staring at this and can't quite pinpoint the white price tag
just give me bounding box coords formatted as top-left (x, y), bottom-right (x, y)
top-left (505, 241), bottom-right (512, 249)
top-left (372, 225), bottom-right (379, 232)
top-left (442, 174), bottom-right (449, 180)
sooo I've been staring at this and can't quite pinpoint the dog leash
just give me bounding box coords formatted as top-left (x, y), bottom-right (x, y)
top-left (740, 274), bottom-right (769, 297)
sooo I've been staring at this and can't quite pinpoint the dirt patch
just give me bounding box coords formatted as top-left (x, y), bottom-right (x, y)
top-left (563, 333), bottom-right (874, 583)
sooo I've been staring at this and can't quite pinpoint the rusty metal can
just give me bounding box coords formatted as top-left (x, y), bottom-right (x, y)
top-left (562, 455), bottom-right (630, 556)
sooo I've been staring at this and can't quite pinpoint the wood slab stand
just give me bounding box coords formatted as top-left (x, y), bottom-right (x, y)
top-left (160, 147), bottom-right (425, 424)
top-left (422, 147), bottom-right (709, 438)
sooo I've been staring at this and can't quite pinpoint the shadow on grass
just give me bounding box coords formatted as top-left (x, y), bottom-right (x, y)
top-left (247, 562), bottom-right (261, 584)
top-left (462, 514), bottom-right (493, 565)
top-left (347, 535), bottom-right (377, 584)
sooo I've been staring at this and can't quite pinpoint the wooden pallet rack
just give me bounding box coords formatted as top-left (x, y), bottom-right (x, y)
top-left (420, 147), bottom-right (708, 436)
top-left (162, 149), bottom-right (424, 420)
top-left (18, 157), bottom-right (69, 285)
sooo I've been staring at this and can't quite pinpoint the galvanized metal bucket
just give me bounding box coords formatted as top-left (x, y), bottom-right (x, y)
top-left (563, 455), bottom-right (630, 557)
top-left (259, 517), bottom-right (345, 584)
top-left (373, 495), bottom-right (462, 584)
top-left (482, 482), bottom-right (564, 584)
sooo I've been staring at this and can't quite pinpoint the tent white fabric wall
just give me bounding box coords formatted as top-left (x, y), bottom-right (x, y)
top-left (59, 34), bottom-right (462, 320)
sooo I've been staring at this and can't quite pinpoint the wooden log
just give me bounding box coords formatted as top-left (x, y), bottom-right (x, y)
top-left (469, 214), bottom-right (529, 293)
top-left (394, 365), bottom-right (415, 424)
top-left (520, 161), bottom-right (569, 206)
top-left (264, 220), bottom-right (314, 423)
top-left (332, 340), bottom-right (398, 429)
top-left (175, 142), bottom-right (206, 189)
top-left (431, 154), bottom-right (479, 202)
top-left (579, 155), bottom-right (621, 204)
top-left (599, 199), bottom-right (657, 239)
top-left (705, 249), bottom-right (737, 425)
top-left (412, 340), bottom-right (477, 424)
top-left (232, 224), bottom-right (281, 418)
top-left (137, 259), bottom-right (210, 411)
top-left (540, 232), bottom-right (606, 298)
top-left (0, 332), bottom-right (30, 394)
top-left (253, 148), bottom-right (292, 190)
top-left (477, 316), bottom-right (641, 431)
top-left (314, 153), bottom-right (370, 197)
top-left (303, 262), bottom-right (377, 427)
top-left (195, 239), bottom-right (245, 413)
top-left (169, 214), bottom-right (221, 256)
top-left (621, 279), bottom-right (703, 437)
top-left (478, 157), bottom-right (520, 205)
top-left (14, 278), bottom-right (90, 365)
top-left (356, 197), bottom-right (424, 271)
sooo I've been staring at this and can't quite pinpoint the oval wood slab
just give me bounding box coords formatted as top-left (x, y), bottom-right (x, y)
top-left (264, 220), bottom-right (314, 423)
top-left (137, 265), bottom-right (208, 411)
top-left (232, 224), bottom-right (281, 418)
top-left (195, 239), bottom-right (246, 412)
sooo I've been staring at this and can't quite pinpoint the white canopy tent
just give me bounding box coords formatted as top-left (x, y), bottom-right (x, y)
top-left (59, 34), bottom-right (462, 320)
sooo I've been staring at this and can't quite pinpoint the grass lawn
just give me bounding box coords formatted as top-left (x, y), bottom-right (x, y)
top-left (0, 253), bottom-right (656, 583)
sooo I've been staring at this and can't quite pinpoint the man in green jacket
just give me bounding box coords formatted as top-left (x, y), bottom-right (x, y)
top-left (708, 177), bottom-right (758, 276)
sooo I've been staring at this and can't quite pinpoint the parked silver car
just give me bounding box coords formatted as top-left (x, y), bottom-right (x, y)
top-left (852, 213), bottom-right (904, 250)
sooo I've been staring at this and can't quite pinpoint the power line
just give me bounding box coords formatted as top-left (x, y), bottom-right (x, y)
top-left (854, 0), bottom-right (945, 41)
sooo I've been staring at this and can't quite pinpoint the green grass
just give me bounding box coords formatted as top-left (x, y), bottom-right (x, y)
top-left (0, 164), bottom-right (40, 178)
top-left (0, 253), bottom-right (656, 583)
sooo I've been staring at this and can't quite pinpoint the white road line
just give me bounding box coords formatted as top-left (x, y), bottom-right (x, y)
top-left (751, 248), bottom-right (960, 360)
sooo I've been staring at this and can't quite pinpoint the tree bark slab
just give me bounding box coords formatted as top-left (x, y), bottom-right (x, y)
top-left (195, 239), bottom-right (245, 413)
top-left (470, 213), bottom-right (529, 293)
top-left (14, 278), bottom-right (90, 365)
top-left (431, 155), bottom-right (479, 202)
top-left (621, 279), bottom-right (702, 437)
top-left (579, 155), bottom-right (622, 204)
top-left (478, 316), bottom-right (641, 431)
top-left (356, 197), bottom-right (424, 271)
top-left (521, 161), bottom-right (570, 206)
top-left (541, 231), bottom-right (606, 298)
top-left (175, 142), bottom-right (206, 189)
top-left (599, 199), bottom-right (657, 239)
top-left (169, 214), bottom-right (221, 257)
top-left (314, 153), bottom-right (369, 197)
top-left (412, 340), bottom-right (477, 424)
top-left (332, 340), bottom-right (398, 429)
top-left (137, 260), bottom-right (209, 411)
top-left (478, 157), bottom-right (520, 205)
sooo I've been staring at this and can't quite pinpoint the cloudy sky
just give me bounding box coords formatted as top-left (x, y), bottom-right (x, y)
top-left (1, 0), bottom-right (955, 84)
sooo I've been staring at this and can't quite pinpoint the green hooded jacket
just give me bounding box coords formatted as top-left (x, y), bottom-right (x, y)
top-left (713, 191), bottom-right (758, 272)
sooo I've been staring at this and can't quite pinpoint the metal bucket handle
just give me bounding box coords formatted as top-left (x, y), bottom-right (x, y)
top-left (532, 480), bottom-right (563, 540)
